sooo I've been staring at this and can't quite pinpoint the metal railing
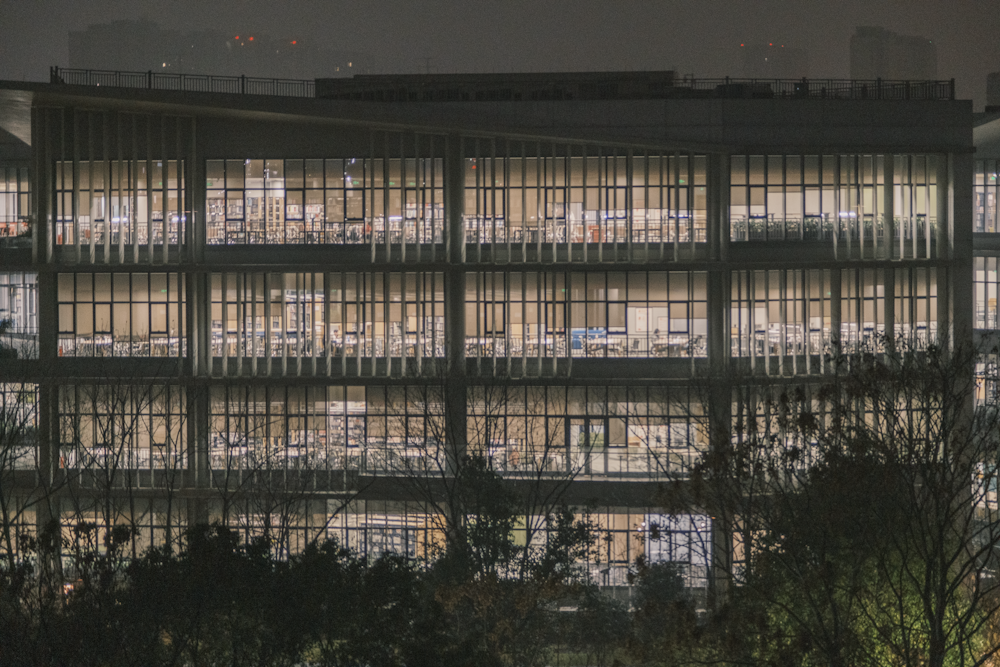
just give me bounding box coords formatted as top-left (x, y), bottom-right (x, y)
top-left (49, 67), bottom-right (955, 102)
top-left (50, 66), bottom-right (315, 98)
top-left (676, 76), bottom-right (955, 101)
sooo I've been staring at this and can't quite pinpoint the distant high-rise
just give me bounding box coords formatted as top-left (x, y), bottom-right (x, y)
top-left (738, 44), bottom-right (809, 79)
top-left (988, 72), bottom-right (1000, 111)
top-left (68, 20), bottom-right (360, 79)
top-left (850, 26), bottom-right (936, 80)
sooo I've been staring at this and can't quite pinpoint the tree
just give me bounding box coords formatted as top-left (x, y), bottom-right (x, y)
top-left (692, 340), bottom-right (1000, 667)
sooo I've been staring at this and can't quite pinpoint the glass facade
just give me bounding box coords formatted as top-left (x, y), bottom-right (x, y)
top-left (976, 159), bottom-right (999, 233)
top-left (206, 158), bottom-right (444, 245)
top-left (0, 272), bottom-right (38, 358)
top-left (55, 160), bottom-right (186, 247)
top-left (58, 383), bottom-right (187, 471)
top-left (0, 166), bottom-right (29, 239)
top-left (9, 103), bottom-right (963, 588)
top-left (57, 273), bottom-right (186, 357)
top-left (210, 271), bottom-right (446, 372)
top-left (730, 154), bottom-right (939, 257)
top-left (463, 153), bottom-right (707, 246)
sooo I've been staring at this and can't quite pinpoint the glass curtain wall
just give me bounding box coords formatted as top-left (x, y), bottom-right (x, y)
top-left (467, 385), bottom-right (705, 479)
top-left (57, 273), bottom-right (185, 357)
top-left (0, 272), bottom-right (38, 358)
top-left (210, 272), bottom-right (445, 374)
top-left (55, 160), bottom-right (185, 247)
top-left (0, 166), bottom-right (30, 238)
top-left (976, 159), bottom-right (999, 233)
top-left (206, 158), bottom-right (444, 245)
top-left (58, 383), bottom-right (187, 471)
top-left (730, 154), bottom-right (939, 257)
top-left (465, 271), bottom-right (707, 360)
top-left (463, 148), bottom-right (707, 260)
top-left (976, 257), bottom-right (1000, 328)
top-left (209, 384), bottom-right (445, 475)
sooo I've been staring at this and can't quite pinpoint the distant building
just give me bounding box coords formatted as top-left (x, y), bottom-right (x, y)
top-left (987, 72), bottom-right (1000, 112)
top-left (850, 26), bottom-right (936, 80)
top-left (738, 44), bottom-right (809, 80)
top-left (68, 20), bottom-right (359, 79)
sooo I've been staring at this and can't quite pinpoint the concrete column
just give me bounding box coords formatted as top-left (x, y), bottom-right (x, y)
top-left (445, 135), bottom-right (467, 470)
top-left (950, 150), bottom-right (974, 349)
top-left (706, 152), bottom-right (732, 605)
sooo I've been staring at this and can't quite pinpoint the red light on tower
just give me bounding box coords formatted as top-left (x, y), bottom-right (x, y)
top-left (235, 36), bottom-right (240, 40)
top-left (249, 36), bottom-right (254, 41)
top-left (291, 40), bottom-right (297, 44)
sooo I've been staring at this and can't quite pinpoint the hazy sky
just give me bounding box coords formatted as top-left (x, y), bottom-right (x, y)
top-left (0, 0), bottom-right (996, 108)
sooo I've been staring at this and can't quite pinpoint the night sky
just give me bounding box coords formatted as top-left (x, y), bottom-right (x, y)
top-left (0, 0), bottom-right (996, 109)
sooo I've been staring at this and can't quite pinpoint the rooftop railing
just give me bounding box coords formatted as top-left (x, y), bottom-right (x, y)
top-left (50, 66), bottom-right (315, 98)
top-left (48, 67), bottom-right (956, 102)
top-left (681, 77), bottom-right (955, 101)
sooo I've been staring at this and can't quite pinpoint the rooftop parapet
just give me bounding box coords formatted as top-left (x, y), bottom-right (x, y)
top-left (48, 66), bottom-right (956, 103)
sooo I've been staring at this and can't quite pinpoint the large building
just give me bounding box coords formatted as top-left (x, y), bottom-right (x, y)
top-left (0, 69), bottom-right (970, 590)
top-left (850, 26), bottom-right (937, 81)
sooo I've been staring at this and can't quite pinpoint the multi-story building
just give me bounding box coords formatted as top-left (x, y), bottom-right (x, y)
top-left (850, 26), bottom-right (937, 81)
top-left (0, 69), bottom-right (970, 590)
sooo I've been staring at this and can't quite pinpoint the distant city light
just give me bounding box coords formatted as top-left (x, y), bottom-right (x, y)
top-left (292, 40), bottom-right (297, 45)
top-left (235, 36), bottom-right (239, 40)
top-left (249, 36), bottom-right (254, 41)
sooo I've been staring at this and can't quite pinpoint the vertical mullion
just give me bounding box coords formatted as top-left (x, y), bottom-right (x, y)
top-left (608, 148), bottom-right (616, 264)
top-left (550, 142), bottom-right (558, 264)
top-left (400, 133), bottom-right (407, 264)
top-left (401, 271), bottom-right (408, 378)
top-left (504, 140), bottom-right (512, 263)
top-left (657, 152), bottom-right (664, 262)
top-left (161, 119), bottom-right (168, 264)
top-left (416, 272), bottom-right (423, 375)
top-left (72, 111), bottom-right (81, 264)
top-left (582, 147), bottom-right (588, 264)
top-left (688, 152), bottom-right (695, 254)
top-left (281, 273), bottom-right (289, 376)
top-left (236, 274), bottom-right (244, 377)
top-left (87, 116), bottom-right (96, 265)
top-left (673, 151), bottom-right (680, 262)
top-left (103, 111), bottom-right (112, 262)
top-left (368, 135), bottom-right (376, 263)
top-left (222, 273), bottom-right (229, 377)
top-left (597, 148), bottom-right (604, 264)
top-left (145, 117), bottom-right (153, 264)
top-left (491, 138), bottom-right (498, 262)
top-left (415, 134), bottom-right (423, 262)
top-left (251, 273), bottom-right (258, 376)
top-left (324, 271), bottom-right (333, 377)
top-left (520, 272), bottom-right (527, 373)
top-left (355, 272), bottom-right (362, 373)
top-left (263, 272), bottom-right (272, 376)
top-left (536, 143), bottom-right (543, 260)
top-left (384, 134), bottom-right (391, 264)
